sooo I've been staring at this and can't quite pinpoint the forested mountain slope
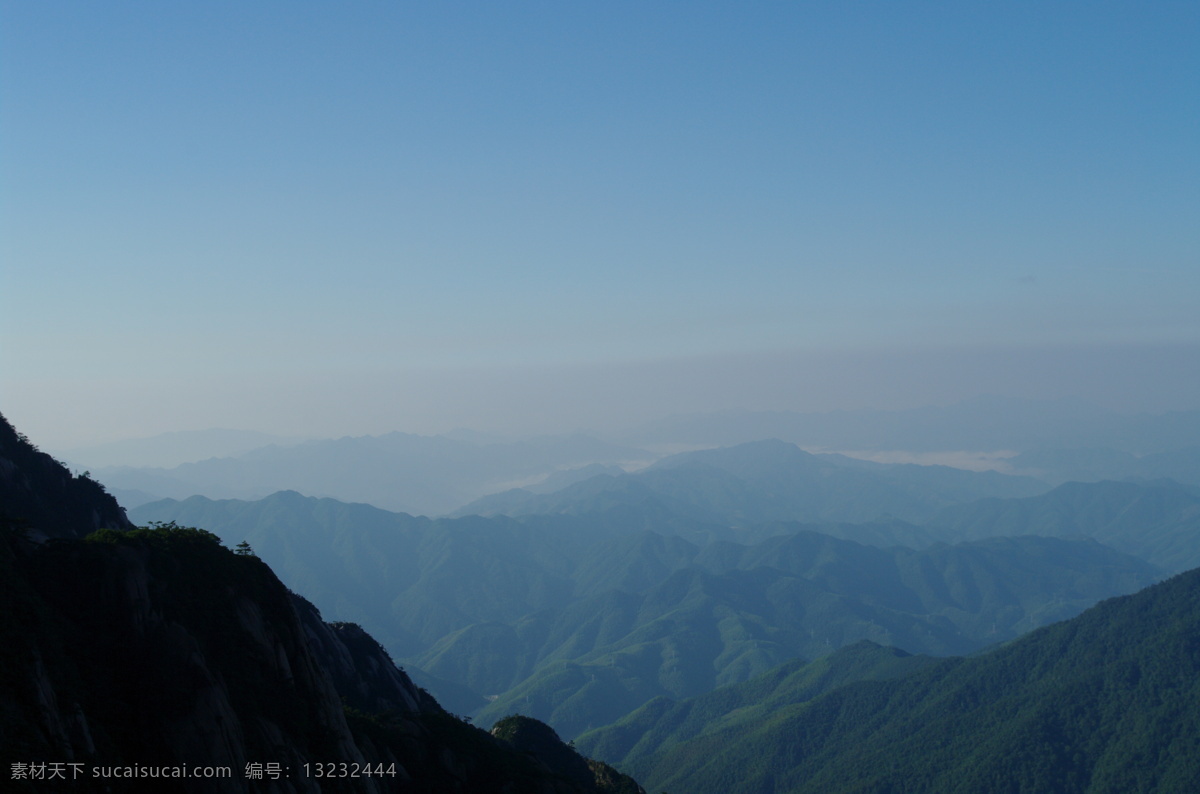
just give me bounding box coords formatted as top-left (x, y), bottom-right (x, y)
top-left (574, 641), bottom-right (938, 783)
top-left (464, 533), bottom-right (1155, 737)
top-left (588, 567), bottom-right (1200, 794)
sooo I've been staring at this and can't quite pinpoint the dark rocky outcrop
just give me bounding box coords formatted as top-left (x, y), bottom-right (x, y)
top-left (493, 715), bottom-right (644, 794)
top-left (0, 413), bottom-right (132, 539)
top-left (292, 595), bottom-right (438, 716)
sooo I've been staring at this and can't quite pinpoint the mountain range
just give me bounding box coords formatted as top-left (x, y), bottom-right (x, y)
top-left (69, 399), bottom-right (1200, 519)
top-left (14, 401), bottom-right (1200, 792)
top-left (132, 483), bottom-right (1162, 740)
top-left (458, 440), bottom-right (1200, 573)
top-left (456, 439), bottom-right (1050, 524)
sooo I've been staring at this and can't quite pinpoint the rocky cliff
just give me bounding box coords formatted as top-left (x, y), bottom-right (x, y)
top-left (0, 415), bottom-right (132, 539)
top-left (0, 412), bottom-right (642, 793)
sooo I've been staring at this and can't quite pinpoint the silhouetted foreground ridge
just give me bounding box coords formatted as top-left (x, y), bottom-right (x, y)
top-left (0, 411), bottom-right (642, 794)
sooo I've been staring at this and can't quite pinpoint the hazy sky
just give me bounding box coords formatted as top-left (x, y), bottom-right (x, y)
top-left (3, 2), bottom-right (1198, 448)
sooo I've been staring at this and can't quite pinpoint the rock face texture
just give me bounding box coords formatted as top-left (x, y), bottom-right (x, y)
top-left (0, 412), bottom-right (642, 793)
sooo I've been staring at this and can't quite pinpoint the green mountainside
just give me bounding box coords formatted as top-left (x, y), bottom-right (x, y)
top-left (133, 491), bottom-right (1159, 740)
top-left (133, 492), bottom-right (597, 656)
top-left (465, 533), bottom-right (1154, 737)
top-left (574, 641), bottom-right (938, 784)
top-left (591, 566), bottom-right (1200, 794)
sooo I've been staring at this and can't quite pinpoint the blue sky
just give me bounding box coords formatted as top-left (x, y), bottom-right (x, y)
top-left (2, 2), bottom-right (1198, 447)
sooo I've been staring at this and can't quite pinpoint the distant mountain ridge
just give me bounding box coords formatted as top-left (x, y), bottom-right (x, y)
top-left (55, 428), bottom-right (302, 470)
top-left (86, 400), bottom-right (1200, 517)
top-left (454, 440), bottom-right (1200, 573)
top-left (622, 397), bottom-right (1200, 454)
top-left (456, 439), bottom-right (1050, 524)
top-left (96, 431), bottom-right (649, 514)
top-left (1005, 445), bottom-right (1200, 487)
top-left (927, 478), bottom-right (1200, 571)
